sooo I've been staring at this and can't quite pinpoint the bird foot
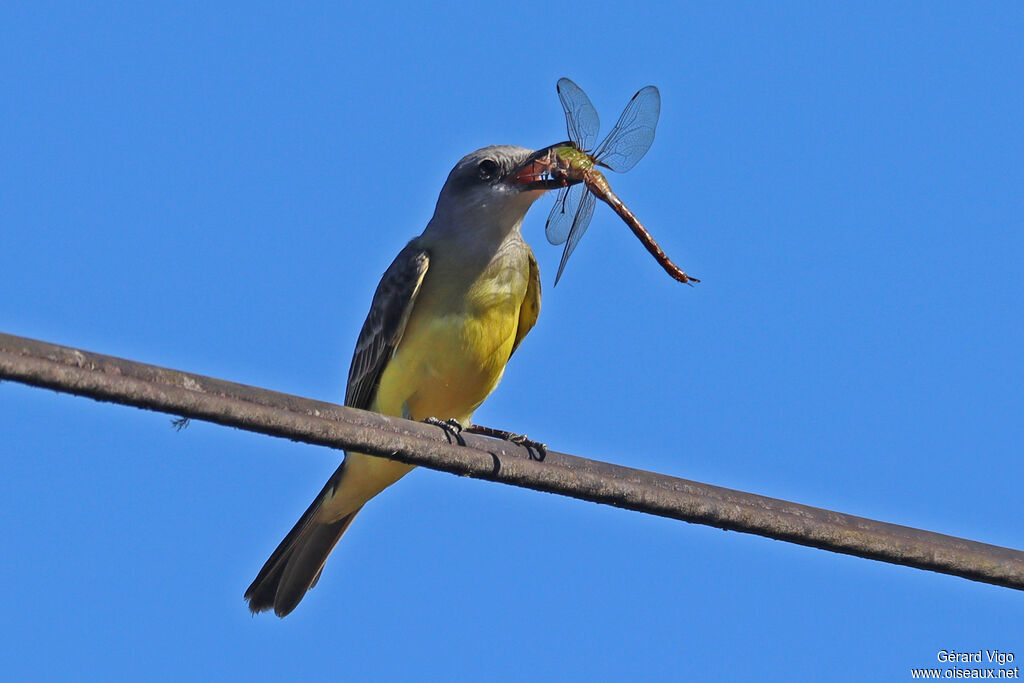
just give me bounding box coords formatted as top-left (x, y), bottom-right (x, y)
top-left (465, 424), bottom-right (547, 461)
top-left (423, 417), bottom-right (466, 445)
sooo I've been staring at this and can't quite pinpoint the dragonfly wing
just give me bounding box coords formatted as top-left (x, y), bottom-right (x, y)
top-left (592, 85), bottom-right (660, 173)
top-left (554, 187), bottom-right (597, 286)
top-left (545, 183), bottom-right (584, 246)
top-left (556, 78), bottom-right (600, 152)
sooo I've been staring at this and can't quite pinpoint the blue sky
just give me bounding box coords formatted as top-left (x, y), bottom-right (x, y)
top-left (2, 2), bottom-right (1022, 680)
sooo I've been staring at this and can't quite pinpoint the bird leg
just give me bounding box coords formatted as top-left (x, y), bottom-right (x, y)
top-left (422, 417), bottom-right (547, 461)
top-left (463, 424), bottom-right (547, 462)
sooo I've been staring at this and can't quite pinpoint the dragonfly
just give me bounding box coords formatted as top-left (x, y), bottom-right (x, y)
top-left (535, 77), bottom-right (699, 286)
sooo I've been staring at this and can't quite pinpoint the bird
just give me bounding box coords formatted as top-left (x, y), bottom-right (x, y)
top-left (245, 145), bottom-right (563, 616)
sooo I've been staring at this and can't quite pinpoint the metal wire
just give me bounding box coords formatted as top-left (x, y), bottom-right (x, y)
top-left (2, 331), bottom-right (1022, 591)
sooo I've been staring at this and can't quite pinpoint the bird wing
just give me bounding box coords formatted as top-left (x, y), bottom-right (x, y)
top-left (510, 246), bottom-right (541, 359)
top-left (345, 240), bottom-right (430, 410)
top-left (245, 241), bottom-right (428, 616)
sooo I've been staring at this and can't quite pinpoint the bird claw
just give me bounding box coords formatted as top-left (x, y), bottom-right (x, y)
top-left (508, 433), bottom-right (547, 461)
top-left (423, 417), bottom-right (466, 445)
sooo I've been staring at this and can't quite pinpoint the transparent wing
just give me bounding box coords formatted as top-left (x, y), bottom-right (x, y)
top-left (592, 85), bottom-right (660, 173)
top-left (557, 78), bottom-right (600, 152)
top-left (553, 187), bottom-right (597, 286)
top-left (545, 183), bottom-right (584, 246)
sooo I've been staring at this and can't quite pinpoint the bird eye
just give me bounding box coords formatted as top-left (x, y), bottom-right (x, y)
top-left (477, 158), bottom-right (499, 181)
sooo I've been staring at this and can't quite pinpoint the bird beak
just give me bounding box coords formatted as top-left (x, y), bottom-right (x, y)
top-left (510, 143), bottom-right (577, 192)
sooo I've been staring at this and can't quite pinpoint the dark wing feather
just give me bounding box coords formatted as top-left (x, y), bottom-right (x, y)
top-left (345, 240), bottom-right (430, 410)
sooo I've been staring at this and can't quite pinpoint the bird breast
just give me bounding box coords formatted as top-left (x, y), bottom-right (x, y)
top-left (371, 239), bottom-right (531, 425)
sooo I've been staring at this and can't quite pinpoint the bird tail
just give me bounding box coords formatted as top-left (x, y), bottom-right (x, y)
top-left (245, 467), bottom-right (361, 618)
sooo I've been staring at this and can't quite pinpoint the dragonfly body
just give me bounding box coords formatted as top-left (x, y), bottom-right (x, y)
top-left (537, 78), bottom-right (698, 285)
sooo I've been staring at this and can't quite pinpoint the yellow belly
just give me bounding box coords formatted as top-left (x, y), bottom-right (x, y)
top-left (372, 277), bottom-right (524, 425)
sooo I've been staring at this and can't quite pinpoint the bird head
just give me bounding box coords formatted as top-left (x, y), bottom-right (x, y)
top-left (427, 145), bottom-right (568, 240)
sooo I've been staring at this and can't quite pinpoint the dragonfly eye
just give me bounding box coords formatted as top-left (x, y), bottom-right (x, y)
top-left (477, 158), bottom-right (500, 181)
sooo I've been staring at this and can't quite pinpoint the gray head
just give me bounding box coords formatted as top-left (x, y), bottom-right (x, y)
top-left (426, 145), bottom-right (562, 240)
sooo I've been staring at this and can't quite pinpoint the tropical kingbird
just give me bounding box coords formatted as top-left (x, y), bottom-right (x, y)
top-left (245, 145), bottom-right (562, 616)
